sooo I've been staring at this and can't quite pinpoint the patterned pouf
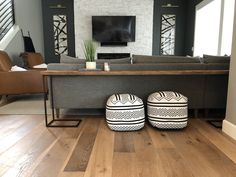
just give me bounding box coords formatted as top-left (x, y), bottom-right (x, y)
top-left (106, 94), bottom-right (145, 131)
top-left (147, 91), bottom-right (188, 129)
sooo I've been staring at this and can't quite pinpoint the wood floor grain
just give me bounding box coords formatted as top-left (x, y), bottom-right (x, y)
top-left (0, 115), bottom-right (236, 177)
top-left (64, 118), bottom-right (100, 172)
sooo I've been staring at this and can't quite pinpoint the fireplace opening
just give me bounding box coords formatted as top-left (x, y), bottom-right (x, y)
top-left (97, 53), bottom-right (130, 59)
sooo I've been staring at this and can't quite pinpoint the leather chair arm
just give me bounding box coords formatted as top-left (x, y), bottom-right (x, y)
top-left (0, 70), bottom-right (46, 95)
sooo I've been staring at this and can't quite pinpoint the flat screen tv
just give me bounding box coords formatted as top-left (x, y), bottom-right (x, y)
top-left (92, 16), bottom-right (136, 43)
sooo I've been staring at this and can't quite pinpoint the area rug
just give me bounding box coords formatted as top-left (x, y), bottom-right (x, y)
top-left (0, 95), bottom-right (48, 115)
top-left (0, 95), bottom-right (104, 115)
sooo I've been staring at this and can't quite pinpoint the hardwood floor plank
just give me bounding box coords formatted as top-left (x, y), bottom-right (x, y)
top-left (132, 127), bottom-right (163, 177)
top-left (26, 139), bottom-right (72, 177)
top-left (114, 131), bottom-right (135, 152)
top-left (58, 172), bottom-right (84, 177)
top-left (0, 115), bottom-right (42, 154)
top-left (83, 119), bottom-right (114, 177)
top-left (23, 119), bottom-right (86, 177)
top-left (64, 118), bottom-right (100, 172)
top-left (156, 148), bottom-right (195, 177)
top-left (0, 115), bottom-right (236, 177)
top-left (147, 124), bottom-right (175, 149)
top-left (0, 122), bottom-right (72, 177)
top-left (134, 127), bottom-right (194, 177)
top-left (0, 115), bottom-right (34, 139)
top-left (112, 153), bottom-right (138, 177)
top-left (0, 121), bottom-right (48, 166)
top-left (167, 125), bottom-right (223, 177)
top-left (187, 120), bottom-right (236, 176)
top-left (1, 119), bottom-right (85, 177)
top-left (191, 119), bottom-right (236, 163)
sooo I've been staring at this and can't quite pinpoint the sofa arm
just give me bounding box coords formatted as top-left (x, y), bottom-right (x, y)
top-left (0, 70), bottom-right (46, 95)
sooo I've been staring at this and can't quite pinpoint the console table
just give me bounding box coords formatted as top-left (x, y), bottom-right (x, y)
top-left (42, 70), bottom-right (229, 76)
top-left (41, 70), bottom-right (229, 127)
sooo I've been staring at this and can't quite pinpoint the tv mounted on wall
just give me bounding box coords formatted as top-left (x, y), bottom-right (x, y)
top-left (92, 16), bottom-right (136, 44)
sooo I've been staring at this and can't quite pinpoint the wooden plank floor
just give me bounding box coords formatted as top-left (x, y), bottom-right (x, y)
top-left (0, 115), bottom-right (236, 177)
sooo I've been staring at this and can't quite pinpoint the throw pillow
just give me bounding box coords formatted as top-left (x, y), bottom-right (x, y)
top-left (33, 63), bottom-right (47, 69)
top-left (60, 54), bottom-right (85, 64)
top-left (11, 66), bottom-right (27, 71)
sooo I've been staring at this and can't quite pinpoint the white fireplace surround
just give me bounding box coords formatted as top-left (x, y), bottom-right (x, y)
top-left (74, 0), bottom-right (154, 59)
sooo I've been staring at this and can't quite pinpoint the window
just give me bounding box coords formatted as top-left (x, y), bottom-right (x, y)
top-left (193, 0), bottom-right (235, 56)
top-left (221, 0), bottom-right (235, 55)
top-left (0, 0), bottom-right (15, 41)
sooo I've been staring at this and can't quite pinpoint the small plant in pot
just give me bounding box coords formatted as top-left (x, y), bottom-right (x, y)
top-left (83, 40), bottom-right (97, 69)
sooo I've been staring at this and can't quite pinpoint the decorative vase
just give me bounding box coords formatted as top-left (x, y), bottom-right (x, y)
top-left (86, 61), bottom-right (96, 69)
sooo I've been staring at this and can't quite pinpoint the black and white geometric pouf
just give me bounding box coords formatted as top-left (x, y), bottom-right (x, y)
top-left (147, 91), bottom-right (188, 129)
top-left (106, 94), bottom-right (145, 131)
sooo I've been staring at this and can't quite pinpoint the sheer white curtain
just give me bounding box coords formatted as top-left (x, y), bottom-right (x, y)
top-left (194, 0), bottom-right (221, 56)
top-left (221, 0), bottom-right (235, 55)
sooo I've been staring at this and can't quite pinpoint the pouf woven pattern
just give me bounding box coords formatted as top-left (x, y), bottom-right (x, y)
top-left (147, 91), bottom-right (188, 129)
top-left (106, 94), bottom-right (145, 131)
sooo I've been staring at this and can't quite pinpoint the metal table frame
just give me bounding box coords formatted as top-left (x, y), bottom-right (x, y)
top-left (43, 75), bottom-right (81, 127)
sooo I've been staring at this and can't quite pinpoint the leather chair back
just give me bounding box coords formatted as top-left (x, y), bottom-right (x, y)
top-left (0, 51), bottom-right (13, 71)
top-left (22, 52), bottom-right (44, 68)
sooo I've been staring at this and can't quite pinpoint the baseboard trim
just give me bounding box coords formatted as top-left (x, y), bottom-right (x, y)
top-left (222, 120), bottom-right (236, 140)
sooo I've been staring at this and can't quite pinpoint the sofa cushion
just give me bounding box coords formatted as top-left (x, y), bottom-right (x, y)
top-left (203, 54), bottom-right (230, 63)
top-left (132, 55), bottom-right (200, 63)
top-left (96, 57), bottom-right (131, 64)
top-left (22, 52), bottom-right (44, 68)
top-left (60, 54), bottom-right (85, 64)
top-left (0, 50), bottom-right (13, 71)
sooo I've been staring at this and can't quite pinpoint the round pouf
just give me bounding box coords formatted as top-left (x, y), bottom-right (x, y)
top-left (147, 91), bottom-right (188, 129)
top-left (106, 94), bottom-right (145, 131)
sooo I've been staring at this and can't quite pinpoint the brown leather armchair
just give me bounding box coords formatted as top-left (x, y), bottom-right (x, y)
top-left (0, 51), bottom-right (46, 97)
top-left (20, 52), bottom-right (44, 69)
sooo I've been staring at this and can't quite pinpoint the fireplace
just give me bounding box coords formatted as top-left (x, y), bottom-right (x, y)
top-left (97, 53), bottom-right (130, 59)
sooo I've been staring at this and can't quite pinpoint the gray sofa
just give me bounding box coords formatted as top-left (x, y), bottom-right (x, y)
top-left (47, 55), bottom-right (229, 110)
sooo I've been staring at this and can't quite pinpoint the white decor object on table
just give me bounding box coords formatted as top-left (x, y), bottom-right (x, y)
top-left (83, 40), bottom-right (97, 69)
top-left (85, 61), bottom-right (96, 70)
top-left (104, 62), bottom-right (110, 71)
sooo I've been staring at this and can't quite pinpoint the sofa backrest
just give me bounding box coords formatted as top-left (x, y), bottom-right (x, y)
top-left (0, 50), bottom-right (13, 71)
top-left (60, 54), bottom-right (131, 64)
top-left (110, 63), bottom-right (206, 70)
top-left (47, 63), bottom-right (104, 70)
top-left (203, 54), bottom-right (230, 63)
top-left (60, 54), bottom-right (85, 64)
top-left (48, 63), bottom-right (207, 71)
top-left (96, 58), bottom-right (131, 64)
top-left (132, 55), bottom-right (201, 64)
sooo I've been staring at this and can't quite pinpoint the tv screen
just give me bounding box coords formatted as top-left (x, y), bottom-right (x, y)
top-left (92, 16), bottom-right (136, 43)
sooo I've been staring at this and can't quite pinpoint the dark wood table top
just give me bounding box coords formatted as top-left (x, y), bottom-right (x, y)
top-left (41, 70), bottom-right (229, 76)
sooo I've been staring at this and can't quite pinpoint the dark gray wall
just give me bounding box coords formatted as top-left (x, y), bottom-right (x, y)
top-left (42, 0), bottom-right (75, 63)
top-left (153, 0), bottom-right (203, 56)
